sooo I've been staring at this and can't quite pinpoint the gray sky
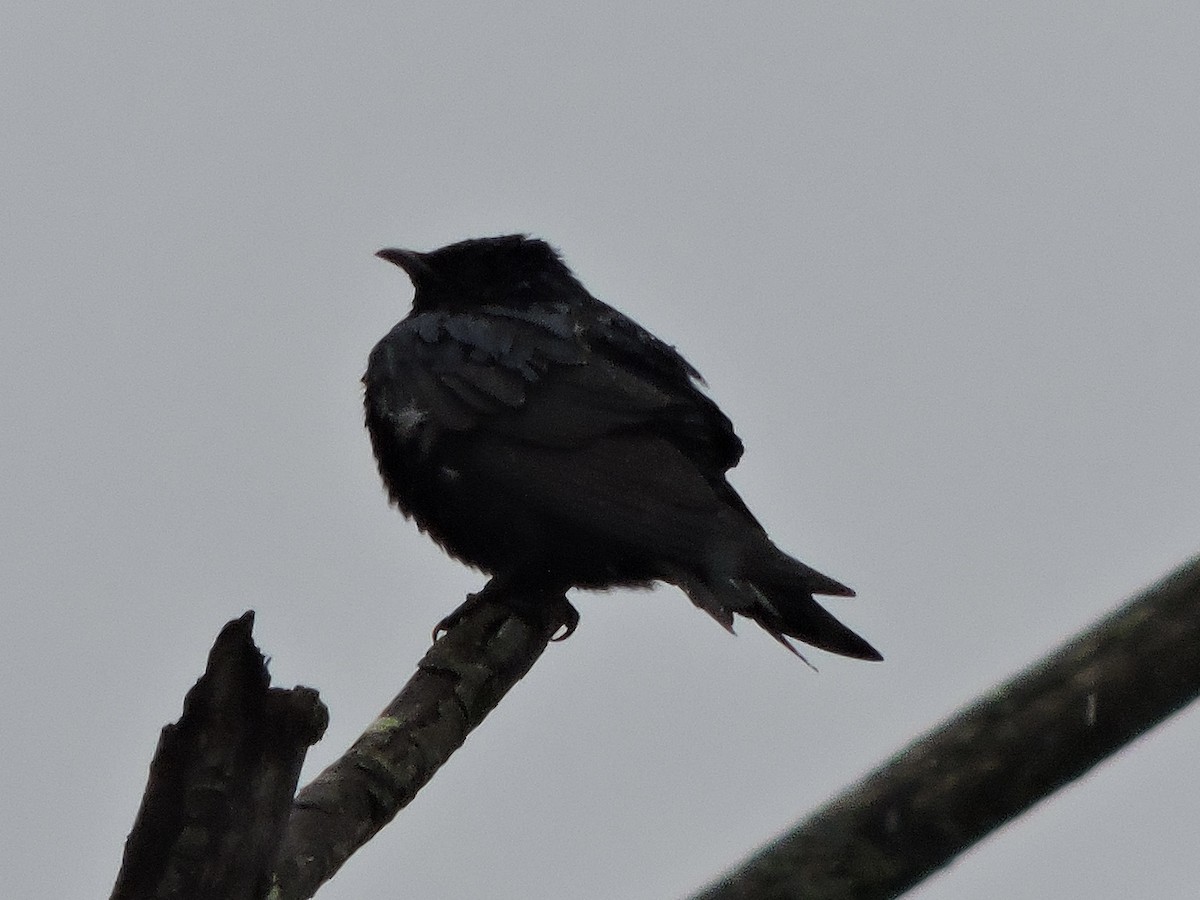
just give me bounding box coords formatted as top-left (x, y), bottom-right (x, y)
top-left (5, 4), bottom-right (1200, 898)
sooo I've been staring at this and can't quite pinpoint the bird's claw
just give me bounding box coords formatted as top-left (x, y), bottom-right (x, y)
top-left (431, 588), bottom-right (580, 643)
top-left (431, 592), bottom-right (489, 642)
top-left (547, 595), bottom-right (580, 641)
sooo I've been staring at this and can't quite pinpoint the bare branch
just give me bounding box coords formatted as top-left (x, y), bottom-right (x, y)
top-left (690, 554), bottom-right (1200, 900)
top-left (110, 612), bottom-right (328, 900)
top-left (114, 557), bottom-right (1200, 900)
top-left (270, 598), bottom-right (564, 900)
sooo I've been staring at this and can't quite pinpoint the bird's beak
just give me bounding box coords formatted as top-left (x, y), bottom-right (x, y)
top-left (375, 248), bottom-right (435, 285)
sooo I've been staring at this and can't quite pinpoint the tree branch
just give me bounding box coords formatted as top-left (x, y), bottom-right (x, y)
top-left (689, 554), bottom-right (1200, 900)
top-left (110, 611), bottom-right (328, 900)
top-left (270, 598), bottom-right (565, 900)
top-left (115, 557), bottom-right (1200, 900)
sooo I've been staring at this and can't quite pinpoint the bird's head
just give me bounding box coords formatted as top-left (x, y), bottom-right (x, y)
top-left (376, 234), bottom-right (584, 311)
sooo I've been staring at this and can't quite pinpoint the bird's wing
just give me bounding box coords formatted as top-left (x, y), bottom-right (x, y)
top-left (462, 431), bottom-right (736, 567)
top-left (364, 303), bottom-right (743, 473)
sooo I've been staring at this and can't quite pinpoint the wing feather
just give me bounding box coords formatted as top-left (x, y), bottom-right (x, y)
top-left (364, 302), bottom-right (743, 475)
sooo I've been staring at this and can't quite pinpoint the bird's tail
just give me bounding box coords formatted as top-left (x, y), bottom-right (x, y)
top-left (682, 542), bottom-right (882, 662)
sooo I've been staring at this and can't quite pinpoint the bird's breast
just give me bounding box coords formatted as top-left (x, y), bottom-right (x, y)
top-left (382, 398), bottom-right (431, 444)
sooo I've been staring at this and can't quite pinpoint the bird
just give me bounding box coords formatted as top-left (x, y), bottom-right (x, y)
top-left (363, 235), bottom-right (880, 662)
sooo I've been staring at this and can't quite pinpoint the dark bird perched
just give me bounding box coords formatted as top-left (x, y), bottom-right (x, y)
top-left (363, 235), bottom-right (881, 662)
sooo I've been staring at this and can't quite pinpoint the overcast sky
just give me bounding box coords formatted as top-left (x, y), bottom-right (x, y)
top-left (5, 5), bottom-right (1200, 898)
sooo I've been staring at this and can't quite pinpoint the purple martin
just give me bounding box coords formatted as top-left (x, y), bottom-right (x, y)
top-left (363, 235), bottom-right (880, 661)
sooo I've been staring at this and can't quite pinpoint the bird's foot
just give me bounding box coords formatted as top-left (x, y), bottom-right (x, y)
top-left (432, 582), bottom-right (580, 642)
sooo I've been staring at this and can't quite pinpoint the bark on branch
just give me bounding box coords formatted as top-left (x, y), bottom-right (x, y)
top-left (689, 554), bottom-right (1200, 900)
top-left (111, 600), bottom-right (562, 900)
top-left (269, 598), bottom-right (565, 900)
top-left (110, 611), bottom-right (329, 900)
